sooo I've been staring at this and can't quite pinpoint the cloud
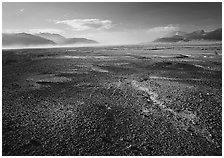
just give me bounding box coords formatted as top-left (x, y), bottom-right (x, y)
top-left (3, 28), bottom-right (65, 34)
top-left (55, 19), bottom-right (113, 31)
top-left (148, 24), bottom-right (179, 32)
top-left (3, 29), bottom-right (21, 33)
top-left (28, 28), bottom-right (65, 34)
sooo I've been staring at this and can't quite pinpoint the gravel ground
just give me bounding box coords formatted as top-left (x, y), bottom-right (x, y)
top-left (2, 44), bottom-right (222, 155)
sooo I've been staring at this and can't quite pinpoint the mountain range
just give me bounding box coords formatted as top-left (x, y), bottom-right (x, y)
top-left (2, 28), bottom-right (222, 47)
top-left (2, 32), bottom-right (98, 47)
top-left (35, 33), bottom-right (98, 45)
top-left (154, 28), bottom-right (222, 43)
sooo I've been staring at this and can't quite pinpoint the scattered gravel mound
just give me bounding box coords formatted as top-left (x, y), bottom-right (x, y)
top-left (62, 65), bottom-right (109, 74)
top-left (106, 78), bottom-right (218, 147)
top-left (91, 66), bottom-right (109, 73)
top-left (151, 62), bottom-right (204, 71)
top-left (27, 74), bottom-right (72, 83)
top-left (14, 73), bottom-right (73, 90)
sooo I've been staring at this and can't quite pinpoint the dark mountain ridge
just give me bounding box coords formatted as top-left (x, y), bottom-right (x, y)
top-left (2, 32), bottom-right (98, 47)
top-left (2, 33), bottom-right (56, 47)
top-left (35, 33), bottom-right (98, 45)
top-left (35, 33), bottom-right (66, 44)
top-left (154, 28), bottom-right (222, 43)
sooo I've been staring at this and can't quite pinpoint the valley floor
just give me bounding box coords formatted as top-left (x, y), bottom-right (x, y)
top-left (2, 44), bottom-right (222, 155)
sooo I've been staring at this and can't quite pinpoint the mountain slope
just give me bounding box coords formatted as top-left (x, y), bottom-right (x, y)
top-left (3, 33), bottom-right (55, 47)
top-left (62, 38), bottom-right (98, 45)
top-left (165, 31), bottom-right (188, 37)
top-left (204, 28), bottom-right (222, 40)
top-left (154, 28), bottom-right (222, 43)
top-left (3, 32), bottom-right (99, 48)
top-left (35, 33), bottom-right (98, 45)
top-left (154, 35), bottom-right (187, 43)
top-left (35, 33), bottom-right (66, 44)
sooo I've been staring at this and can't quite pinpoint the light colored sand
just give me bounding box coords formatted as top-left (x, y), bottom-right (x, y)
top-left (91, 66), bottom-right (109, 73)
top-left (148, 76), bottom-right (179, 81)
top-left (27, 74), bottom-right (72, 83)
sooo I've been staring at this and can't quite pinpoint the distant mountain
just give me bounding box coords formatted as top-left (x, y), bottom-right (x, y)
top-left (35, 33), bottom-right (98, 45)
top-left (154, 28), bottom-right (222, 43)
top-left (154, 35), bottom-right (187, 43)
top-left (204, 28), bottom-right (222, 40)
top-left (35, 33), bottom-right (66, 44)
top-left (3, 32), bottom-right (99, 48)
top-left (2, 33), bottom-right (55, 47)
top-left (165, 31), bottom-right (188, 37)
top-left (183, 30), bottom-right (206, 40)
top-left (62, 38), bottom-right (98, 45)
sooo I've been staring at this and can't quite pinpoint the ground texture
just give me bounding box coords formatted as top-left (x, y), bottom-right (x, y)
top-left (2, 44), bottom-right (222, 155)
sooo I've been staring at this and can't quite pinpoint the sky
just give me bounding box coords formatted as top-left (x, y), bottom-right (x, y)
top-left (2, 2), bottom-right (222, 45)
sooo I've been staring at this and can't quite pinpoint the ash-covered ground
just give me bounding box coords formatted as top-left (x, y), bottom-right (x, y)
top-left (2, 44), bottom-right (222, 155)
